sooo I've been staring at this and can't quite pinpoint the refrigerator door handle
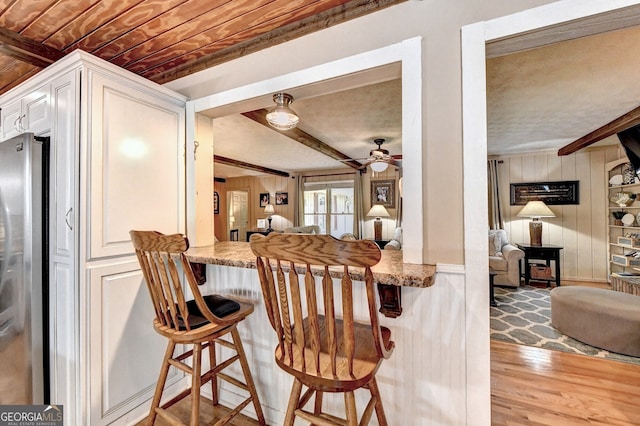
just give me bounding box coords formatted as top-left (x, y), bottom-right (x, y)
top-left (0, 188), bottom-right (11, 296)
top-left (65, 207), bottom-right (73, 230)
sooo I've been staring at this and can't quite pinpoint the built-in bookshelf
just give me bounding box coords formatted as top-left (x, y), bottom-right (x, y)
top-left (607, 158), bottom-right (640, 278)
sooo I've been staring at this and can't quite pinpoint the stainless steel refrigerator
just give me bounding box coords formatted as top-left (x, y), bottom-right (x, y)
top-left (0, 133), bottom-right (49, 405)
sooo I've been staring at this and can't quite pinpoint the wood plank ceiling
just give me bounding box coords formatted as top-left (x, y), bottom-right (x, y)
top-left (0, 0), bottom-right (406, 95)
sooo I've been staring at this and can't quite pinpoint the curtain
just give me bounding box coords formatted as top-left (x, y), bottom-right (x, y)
top-left (396, 175), bottom-right (403, 228)
top-left (353, 171), bottom-right (365, 238)
top-left (488, 159), bottom-right (504, 229)
top-left (294, 175), bottom-right (305, 227)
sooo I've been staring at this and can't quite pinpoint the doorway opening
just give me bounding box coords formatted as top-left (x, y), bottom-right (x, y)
top-left (227, 190), bottom-right (248, 241)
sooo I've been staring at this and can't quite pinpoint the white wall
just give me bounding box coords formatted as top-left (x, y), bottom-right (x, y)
top-left (495, 144), bottom-right (623, 282)
top-left (166, 0), bottom-right (556, 266)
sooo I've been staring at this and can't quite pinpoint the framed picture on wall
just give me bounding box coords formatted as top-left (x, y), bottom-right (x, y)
top-left (276, 192), bottom-right (288, 205)
top-left (371, 179), bottom-right (395, 209)
top-left (213, 191), bottom-right (219, 214)
top-left (259, 193), bottom-right (270, 207)
top-left (509, 181), bottom-right (579, 205)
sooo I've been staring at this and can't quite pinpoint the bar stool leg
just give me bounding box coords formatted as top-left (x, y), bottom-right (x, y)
top-left (284, 378), bottom-right (303, 426)
top-left (231, 328), bottom-right (266, 424)
top-left (314, 391), bottom-right (323, 416)
top-left (369, 377), bottom-right (388, 426)
top-left (208, 339), bottom-right (219, 405)
top-left (190, 343), bottom-right (202, 426)
top-left (148, 341), bottom-right (176, 425)
top-left (344, 391), bottom-right (358, 426)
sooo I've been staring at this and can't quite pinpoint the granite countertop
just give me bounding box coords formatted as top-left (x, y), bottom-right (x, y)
top-left (186, 242), bottom-right (436, 288)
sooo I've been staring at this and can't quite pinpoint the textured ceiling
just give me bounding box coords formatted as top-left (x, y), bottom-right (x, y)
top-left (214, 20), bottom-right (640, 178)
top-left (487, 24), bottom-right (640, 156)
top-left (211, 78), bottom-right (402, 178)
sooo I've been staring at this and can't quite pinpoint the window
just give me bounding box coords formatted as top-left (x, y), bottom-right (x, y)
top-left (303, 182), bottom-right (354, 237)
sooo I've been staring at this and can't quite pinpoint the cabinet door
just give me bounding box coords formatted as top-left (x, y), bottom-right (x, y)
top-left (86, 69), bottom-right (185, 259)
top-left (88, 258), bottom-right (182, 426)
top-left (48, 70), bottom-right (79, 425)
top-left (1, 84), bottom-right (51, 140)
top-left (1, 98), bottom-right (21, 140)
top-left (22, 85), bottom-right (51, 135)
top-left (50, 72), bottom-right (78, 259)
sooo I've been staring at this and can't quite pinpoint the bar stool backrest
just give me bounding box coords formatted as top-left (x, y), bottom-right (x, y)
top-left (250, 233), bottom-right (393, 382)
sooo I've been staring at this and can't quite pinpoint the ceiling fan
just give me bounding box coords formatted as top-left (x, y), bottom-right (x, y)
top-left (354, 138), bottom-right (402, 171)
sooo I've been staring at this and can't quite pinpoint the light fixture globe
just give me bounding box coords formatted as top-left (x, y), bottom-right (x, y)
top-left (266, 93), bottom-right (299, 130)
top-left (370, 160), bottom-right (389, 173)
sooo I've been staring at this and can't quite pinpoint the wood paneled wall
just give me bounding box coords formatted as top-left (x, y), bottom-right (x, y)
top-left (213, 166), bottom-right (403, 241)
top-left (494, 143), bottom-right (623, 282)
top-left (214, 175), bottom-right (296, 241)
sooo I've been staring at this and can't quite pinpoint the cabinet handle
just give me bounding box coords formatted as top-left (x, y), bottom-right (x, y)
top-left (13, 114), bottom-right (25, 132)
top-left (64, 207), bottom-right (73, 230)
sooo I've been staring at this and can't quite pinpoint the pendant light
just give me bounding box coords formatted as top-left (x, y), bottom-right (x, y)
top-left (266, 93), bottom-right (299, 130)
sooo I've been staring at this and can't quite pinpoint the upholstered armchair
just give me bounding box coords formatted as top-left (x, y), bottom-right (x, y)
top-left (488, 229), bottom-right (524, 287)
top-left (283, 225), bottom-right (321, 234)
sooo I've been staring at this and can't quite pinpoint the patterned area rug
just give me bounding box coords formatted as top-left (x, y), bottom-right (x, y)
top-left (490, 285), bottom-right (640, 365)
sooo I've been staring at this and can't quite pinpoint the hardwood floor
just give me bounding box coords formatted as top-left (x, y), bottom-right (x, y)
top-left (137, 281), bottom-right (640, 425)
top-left (134, 396), bottom-right (260, 425)
top-left (491, 340), bottom-right (640, 425)
top-left (491, 279), bottom-right (639, 425)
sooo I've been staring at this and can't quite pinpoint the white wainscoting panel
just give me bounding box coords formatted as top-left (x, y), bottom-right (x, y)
top-left (200, 264), bottom-right (468, 425)
top-left (87, 258), bottom-right (182, 425)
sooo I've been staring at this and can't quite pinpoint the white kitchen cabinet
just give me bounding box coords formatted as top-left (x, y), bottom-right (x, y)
top-left (0, 50), bottom-right (187, 426)
top-left (87, 258), bottom-right (183, 426)
top-left (1, 83), bottom-right (51, 141)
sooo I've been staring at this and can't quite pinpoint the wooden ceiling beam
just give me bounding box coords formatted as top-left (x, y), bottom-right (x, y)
top-left (214, 155), bottom-right (290, 177)
top-left (242, 109), bottom-right (363, 170)
top-left (0, 27), bottom-right (64, 68)
top-left (558, 105), bottom-right (640, 156)
top-left (150, 0), bottom-right (407, 84)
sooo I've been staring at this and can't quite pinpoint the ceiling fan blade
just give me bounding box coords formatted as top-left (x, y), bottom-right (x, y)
top-left (391, 154), bottom-right (402, 159)
top-left (339, 157), bottom-right (369, 162)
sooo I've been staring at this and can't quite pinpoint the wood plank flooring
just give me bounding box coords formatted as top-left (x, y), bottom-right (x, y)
top-left (137, 281), bottom-right (640, 425)
top-left (134, 396), bottom-right (260, 425)
top-left (491, 340), bottom-right (640, 425)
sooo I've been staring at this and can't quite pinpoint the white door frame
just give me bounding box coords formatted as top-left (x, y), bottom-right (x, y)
top-left (462, 1), bottom-right (640, 424)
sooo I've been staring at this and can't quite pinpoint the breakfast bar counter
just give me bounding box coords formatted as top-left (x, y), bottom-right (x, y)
top-left (186, 241), bottom-right (436, 288)
top-left (181, 241), bottom-right (444, 425)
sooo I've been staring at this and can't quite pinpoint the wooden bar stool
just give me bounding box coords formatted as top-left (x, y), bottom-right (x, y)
top-left (250, 233), bottom-right (395, 425)
top-left (130, 230), bottom-right (265, 426)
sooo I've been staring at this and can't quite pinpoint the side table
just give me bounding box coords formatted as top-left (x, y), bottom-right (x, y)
top-left (246, 229), bottom-right (272, 241)
top-left (372, 239), bottom-right (389, 249)
top-left (516, 243), bottom-right (563, 287)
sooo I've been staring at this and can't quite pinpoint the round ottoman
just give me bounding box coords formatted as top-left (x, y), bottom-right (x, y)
top-left (550, 286), bottom-right (640, 357)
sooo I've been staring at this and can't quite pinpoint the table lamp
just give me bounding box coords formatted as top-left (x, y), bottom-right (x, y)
top-left (517, 200), bottom-right (556, 246)
top-left (264, 204), bottom-right (275, 231)
top-left (366, 204), bottom-right (390, 240)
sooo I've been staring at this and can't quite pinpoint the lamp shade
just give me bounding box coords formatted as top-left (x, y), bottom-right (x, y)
top-left (366, 204), bottom-right (390, 218)
top-left (266, 93), bottom-right (299, 130)
top-left (516, 201), bottom-right (556, 218)
top-left (264, 204), bottom-right (275, 214)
